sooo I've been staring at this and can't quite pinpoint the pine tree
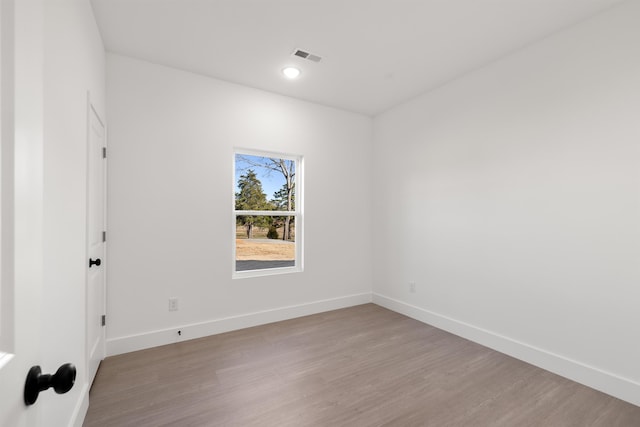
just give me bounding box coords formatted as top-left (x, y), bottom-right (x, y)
top-left (235, 169), bottom-right (270, 239)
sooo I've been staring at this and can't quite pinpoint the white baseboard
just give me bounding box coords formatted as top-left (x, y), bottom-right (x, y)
top-left (69, 382), bottom-right (89, 427)
top-left (107, 293), bottom-right (372, 356)
top-left (373, 293), bottom-right (640, 407)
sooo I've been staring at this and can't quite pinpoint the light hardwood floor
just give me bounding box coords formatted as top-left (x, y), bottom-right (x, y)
top-left (84, 304), bottom-right (640, 426)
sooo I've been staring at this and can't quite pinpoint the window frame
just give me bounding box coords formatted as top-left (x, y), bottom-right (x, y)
top-left (232, 148), bottom-right (304, 279)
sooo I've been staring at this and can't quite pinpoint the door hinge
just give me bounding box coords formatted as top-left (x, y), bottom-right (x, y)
top-left (101, 315), bottom-right (106, 327)
top-left (102, 231), bottom-right (106, 242)
top-left (102, 147), bottom-right (107, 158)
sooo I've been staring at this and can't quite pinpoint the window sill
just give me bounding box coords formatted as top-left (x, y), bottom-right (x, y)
top-left (233, 266), bottom-right (302, 279)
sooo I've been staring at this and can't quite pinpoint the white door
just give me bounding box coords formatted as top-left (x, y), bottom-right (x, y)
top-left (86, 104), bottom-right (106, 385)
top-left (0, 0), bottom-right (46, 424)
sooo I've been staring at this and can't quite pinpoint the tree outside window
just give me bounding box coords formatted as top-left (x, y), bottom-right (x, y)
top-left (233, 151), bottom-right (302, 276)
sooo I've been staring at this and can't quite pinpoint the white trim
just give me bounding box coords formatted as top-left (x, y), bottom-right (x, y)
top-left (0, 0), bottom-right (16, 360)
top-left (373, 293), bottom-right (640, 407)
top-left (69, 382), bottom-right (89, 427)
top-left (234, 264), bottom-right (301, 279)
top-left (107, 292), bottom-right (372, 356)
top-left (235, 210), bottom-right (297, 216)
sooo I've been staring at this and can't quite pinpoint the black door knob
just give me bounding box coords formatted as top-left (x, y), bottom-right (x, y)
top-left (89, 258), bottom-right (101, 267)
top-left (24, 363), bottom-right (76, 406)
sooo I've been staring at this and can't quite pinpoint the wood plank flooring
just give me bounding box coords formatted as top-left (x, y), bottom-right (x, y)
top-left (84, 304), bottom-right (640, 426)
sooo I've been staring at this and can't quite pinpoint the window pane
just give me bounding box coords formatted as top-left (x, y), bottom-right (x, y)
top-left (235, 215), bottom-right (295, 272)
top-left (235, 154), bottom-right (295, 212)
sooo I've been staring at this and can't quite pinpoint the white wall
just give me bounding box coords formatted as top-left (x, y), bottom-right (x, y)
top-left (106, 54), bottom-right (372, 354)
top-left (43, 1), bottom-right (105, 425)
top-left (372, 0), bottom-right (640, 406)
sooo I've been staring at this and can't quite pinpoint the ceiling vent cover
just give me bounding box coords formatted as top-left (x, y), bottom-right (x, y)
top-left (293, 49), bottom-right (322, 63)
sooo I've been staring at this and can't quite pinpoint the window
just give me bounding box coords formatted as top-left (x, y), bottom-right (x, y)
top-left (233, 149), bottom-right (303, 277)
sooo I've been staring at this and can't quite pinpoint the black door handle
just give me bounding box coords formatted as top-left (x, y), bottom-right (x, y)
top-left (89, 258), bottom-right (101, 267)
top-left (24, 363), bottom-right (76, 405)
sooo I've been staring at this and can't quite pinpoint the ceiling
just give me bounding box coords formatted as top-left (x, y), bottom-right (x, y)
top-left (91, 0), bottom-right (624, 116)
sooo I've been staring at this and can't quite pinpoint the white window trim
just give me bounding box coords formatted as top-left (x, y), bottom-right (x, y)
top-left (232, 148), bottom-right (304, 279)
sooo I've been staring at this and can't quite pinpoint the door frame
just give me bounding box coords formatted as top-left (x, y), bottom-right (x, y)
top-left (0, 0), bottom-right (46, 424)
top-left (0, 0), bottom-right (15, 366)
top-left (85, 94), bottom-right (106, 386)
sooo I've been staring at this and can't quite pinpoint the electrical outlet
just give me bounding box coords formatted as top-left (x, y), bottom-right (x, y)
top-left (409, 282), bottom-right (416, 293)
top-left (168, 297), bottom-right (179, 311)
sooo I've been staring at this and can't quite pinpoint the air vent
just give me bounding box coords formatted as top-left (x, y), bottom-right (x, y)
top-left (292, 49), bottom-right (322, 63)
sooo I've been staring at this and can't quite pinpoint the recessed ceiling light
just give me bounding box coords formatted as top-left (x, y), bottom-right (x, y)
top-left (282, 67), bottom-right (301, 79)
